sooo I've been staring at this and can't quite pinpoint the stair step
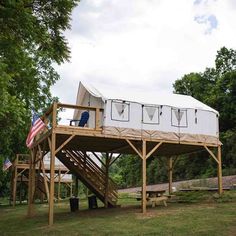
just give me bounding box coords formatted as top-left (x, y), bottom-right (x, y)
top-left (58, 151), bottom-right (118, 207)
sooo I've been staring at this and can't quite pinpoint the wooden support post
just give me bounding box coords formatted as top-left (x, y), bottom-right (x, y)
top-left (70, 183), bottom-right (73, 197)
top-left (12, 165), bottom-right (17, 207)
top-left (95, 108), bottom-right (100, 130)
top-left (168, 157), bottom-right (173, 195)
top-left (142, 140), bottom-right (147, 214)
top-left (57, 168), bottom-right (61, 201)
top-left (104, 153), bottom-right (111, 208)
top-left (27, 149), bottom-right (36, 217)
top-left (32, 151), bottom-right (36, 204)
top-left (27, 151), bottom-right (33, 216)
top-left (40, 160), bottom-right (50, 202)
top-left (48, 102), bottom-right (57, 226)
top-left (49, 133), bottom-right (56, 226)
top-left (19, 174), bottom-right (23, 204)
top-left (75, 176), bottom-right (79, 197)
top-left (217, 145), bottom-right (223, 195)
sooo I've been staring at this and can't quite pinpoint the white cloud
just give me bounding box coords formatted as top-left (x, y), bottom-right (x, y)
top-left (52, 0), bottom-right (236, 106)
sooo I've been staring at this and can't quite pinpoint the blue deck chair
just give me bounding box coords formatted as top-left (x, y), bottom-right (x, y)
top-left (78, 111), bottom-right (89, 127)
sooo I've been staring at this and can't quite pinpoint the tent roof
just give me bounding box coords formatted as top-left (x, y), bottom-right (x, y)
top-left (78, 81), bottom-right (219, 114)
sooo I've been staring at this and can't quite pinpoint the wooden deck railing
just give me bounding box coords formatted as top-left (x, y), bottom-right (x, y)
top-left (41, 102), bottom-right (104, 132)
top-left (15, 154), bottom-right (30, 165)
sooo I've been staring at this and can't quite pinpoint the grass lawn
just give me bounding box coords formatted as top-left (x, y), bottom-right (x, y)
top-left (0, 191), bottom-right (236, 236)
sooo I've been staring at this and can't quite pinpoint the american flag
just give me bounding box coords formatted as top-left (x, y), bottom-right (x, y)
top-left (3, 158), bottom-right (12, 171)
top-left (26, 112), bottom-right (45, 148)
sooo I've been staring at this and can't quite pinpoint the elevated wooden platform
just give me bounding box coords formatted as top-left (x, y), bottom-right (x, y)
top-left (11, 154), bottom-right (73, 206)
top-left (27, 102), bottom-right (223, 226)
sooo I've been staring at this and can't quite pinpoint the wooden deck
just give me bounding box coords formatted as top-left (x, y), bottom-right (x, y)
top-left (11, 154), bottom-right (73, 206)
top-left (26, 102), bottom-right (223, 226)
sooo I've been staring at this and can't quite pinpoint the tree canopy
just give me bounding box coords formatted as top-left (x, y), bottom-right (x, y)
top-left (0, 0), bottom-right (79, 196)
top-left (174, 47), bottom-right (236, 174)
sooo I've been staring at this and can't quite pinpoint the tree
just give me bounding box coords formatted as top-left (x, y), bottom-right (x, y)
top-left (173, 47), bottom-right (236, 177)
top-left (0, 0), bottom-right (79, 196)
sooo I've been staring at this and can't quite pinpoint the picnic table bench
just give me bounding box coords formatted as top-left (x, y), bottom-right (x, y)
top-left (136, 190), bottom-right (168, 207)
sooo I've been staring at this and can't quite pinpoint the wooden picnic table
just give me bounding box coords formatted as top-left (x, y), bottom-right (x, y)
top-left (146, 190), bottom-right (166, 197)
top-left (137, 190), bottom-right (168, 207)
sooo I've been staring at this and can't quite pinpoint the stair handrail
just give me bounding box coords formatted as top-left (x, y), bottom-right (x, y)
top-left (64, 150), bottom-right (118, 202)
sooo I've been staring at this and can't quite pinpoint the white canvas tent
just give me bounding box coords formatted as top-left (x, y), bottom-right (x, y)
top-left (74, 82), bottom-right (220, 146)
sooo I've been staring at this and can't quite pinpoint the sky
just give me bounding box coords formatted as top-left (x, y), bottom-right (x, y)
top-left (52, 0), bottom-right (236, 107)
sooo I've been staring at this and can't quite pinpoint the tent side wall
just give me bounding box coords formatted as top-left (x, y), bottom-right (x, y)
top-left (103, 99), bottom-right (219, 144)
top-left (74, 88), bottom-right (104, 128)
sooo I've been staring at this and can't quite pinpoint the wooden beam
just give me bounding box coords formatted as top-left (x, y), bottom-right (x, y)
top-left (172, 156), bottom-right (179, 168)
top-left (70, 183), bottom-right (73, 197)
top-left (92, 152), bottom-right (105, 167)
top-left (54, 127), bottom-right (220, 148)
top-left (12, 164), bottom-right (17, 207)
top-left (27, 149), bottom-right (35, 217)
top-left (60, 170), bottom-right (70, 180)
top-left (104, 153), bottom-right (110, 208)
top-left (55, 135), bottom-right (75, 154)
top-left (34, 151), bottom-right (42, 201)
top-left (146, 142), bottom-right (163, 159)
top-left (49, 132), bottom-right (56, 226)
top-left (109, 154), bottom-right (122, 166)
top-left (48, 137), bottom-right (52, 152)
top-left (204, 145), bottom-right (219, 164)
top-left (108, 144), bottom-right (130, 154)
top-left (168, 157), bottom-right (173, 195)
top-left (126, 139), bottom-right (142, 158)
top-left (17, 168), bottom-right (27, 178)
top-left (57, 103), bottom-right (104, 112)
top-left (142, 140), bottom-right (147, 214)
top-left (217, 145), bottom-right (223, 195)
top-left (38, 144), bottom-right (49, 202)
top-left (49, 102), bottom-right (57, 226)
top-left (32, 151), bottom-right (36, 205)
top-left (34, 141), bottom-right (47, 165)
top-left (165, 140), bottom-right (218, 148)
top-left (95, 108), bottom-right (100, 130)
top-left (40, 160), bottom-right (49, 201)
top-left (75, 176), bottom-right (79, 197)
top-left (19, 174), bottom-right (23, 204)
top-left (27, 151), bottom-right (33, 216)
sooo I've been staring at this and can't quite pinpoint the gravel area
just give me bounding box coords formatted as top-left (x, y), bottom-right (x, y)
top-left (118, 175), bottom-right (236, 193)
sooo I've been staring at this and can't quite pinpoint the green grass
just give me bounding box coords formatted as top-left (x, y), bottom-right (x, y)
top-left (1, 191), bottom-right (236, 236)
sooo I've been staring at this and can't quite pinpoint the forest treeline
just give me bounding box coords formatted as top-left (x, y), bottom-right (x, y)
top-left (110, 47), bottom-right (236, 188)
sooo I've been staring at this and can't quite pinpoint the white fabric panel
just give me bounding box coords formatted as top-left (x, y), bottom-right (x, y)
top-left (104, 100), bottom-right (218, 137)
top-left (104, 100), bottom-right (142, 129)
top-left (171, 108), bottom-right (188, 127)
top-left (142, 105), bottom-right (159, 124)
top-left (111, 101), bottom-right (130, 121)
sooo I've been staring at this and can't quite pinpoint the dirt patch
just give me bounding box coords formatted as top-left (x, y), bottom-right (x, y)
top-left (227, 226), bottom-right (236, 236)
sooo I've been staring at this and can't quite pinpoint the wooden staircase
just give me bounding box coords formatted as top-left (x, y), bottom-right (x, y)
top-left (22, 170), bottom-right (48, 197)
top-left (56, 150), bottom-right (118, 207)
